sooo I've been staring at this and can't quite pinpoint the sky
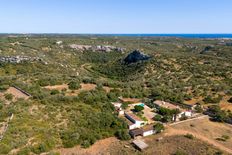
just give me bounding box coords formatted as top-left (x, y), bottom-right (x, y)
top-left (0, 0), bottom-right (232, 34)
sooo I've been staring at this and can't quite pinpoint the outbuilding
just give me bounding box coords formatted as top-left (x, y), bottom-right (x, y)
top-left (132, 140), bottom-right (149, 151)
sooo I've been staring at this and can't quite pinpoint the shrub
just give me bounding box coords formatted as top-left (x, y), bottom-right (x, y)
top-left (4, 93), bottom-right (13, 101)
top-left (214, 151), bottom-right (223, 155)
top-left (216, 135), bottom-right (230, 141)
top-left (174, 150), bottom-right (188, 155)
top-left (68, 81), bottom-right (81, 90)
top-left (17, 147), bottom-right (30, 155)
top-left (222, 135), bottom-right (230, 140)
top-left (184, 134), bottom-right (194, 139)
top-left (0, 102), bottom-right (3, 110)
top-left (50, 90), bottom-right (59, 95)
top-left (179, 115), bottom-right (188, 121)
top-left (228, 97), bottom-right (232, 103)
top-left (195, 105), bottom-right (203, 113)
top-left (115, 129), bottom-right (131, 140)
top-left (0, 144), bottom-right (11, 154)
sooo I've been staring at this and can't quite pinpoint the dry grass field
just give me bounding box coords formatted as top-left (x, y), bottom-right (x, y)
top-left (144, 135), bottom-right (223, 155)
top-left (57, 135), bottom-right (223, 155)
top-left (220, 95), bottom-right (232, 111)
top-left (168, 117), bottom-right (232, 154)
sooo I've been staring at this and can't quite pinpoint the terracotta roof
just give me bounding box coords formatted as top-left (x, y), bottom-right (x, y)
top-left (125, 112), bottom-right (144, 122)
top-left (154, 100), bottom-right (184, 111)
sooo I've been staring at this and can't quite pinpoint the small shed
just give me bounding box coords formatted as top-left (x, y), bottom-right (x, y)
top-left (132, 139), bottom-right (149, 151)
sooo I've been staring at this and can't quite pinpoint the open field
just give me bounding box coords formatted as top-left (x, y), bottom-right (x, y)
top-left (57, 137), bottom-right (137, 155)
top-left (144, 135), bottom-right (224, 155)
top-left (167, 117), bottom-right (232, 154)
top-left (57, 135), bottom-right (224, 155)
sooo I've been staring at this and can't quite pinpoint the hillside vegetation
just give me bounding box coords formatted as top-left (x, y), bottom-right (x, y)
top-left (0, 35), bottom-right (232, 154)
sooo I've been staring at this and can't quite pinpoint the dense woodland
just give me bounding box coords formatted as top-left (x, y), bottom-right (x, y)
top-left (0, 35), bottom-right (232, 154)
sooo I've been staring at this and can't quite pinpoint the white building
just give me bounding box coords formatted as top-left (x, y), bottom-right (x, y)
top-left (125, 112), bottom-right (146, 129)
top-left (154, 100), bottom-right (193, 121)
top-left (111, 102), bottom-right (124, 116)
top-left (142, 125), bottom-right (155, 137)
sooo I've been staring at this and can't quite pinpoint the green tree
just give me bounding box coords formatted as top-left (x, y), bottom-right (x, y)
top-left (115, 129), bottom-right (131, 140)
top-left (153, 123), bottom-right (164, 133)
top-left (134, 105), bottom-right (144, 112)
top-left (68, 81), bottom-right (81, 90)
top-left (153, 114), bottom-right (162, 121)
top-left (195, 105), bottom-right (203, 113)
top-left (121, 102), bottom-right (129, 110)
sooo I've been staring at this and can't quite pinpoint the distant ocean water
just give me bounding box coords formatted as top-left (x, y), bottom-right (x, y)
top-left (1, 33), bottom-right (232, 38)
top-left (94, 34), bottom-right (232, 38)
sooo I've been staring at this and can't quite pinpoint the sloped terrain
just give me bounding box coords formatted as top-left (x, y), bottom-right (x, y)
top-left (0, 35), bottom-right (232, 154)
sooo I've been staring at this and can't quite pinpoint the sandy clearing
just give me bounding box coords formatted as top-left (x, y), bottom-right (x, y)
top-left (44, 84), bottom-right (69, 91)
top-left (80, 83), bottom-right (96, 91)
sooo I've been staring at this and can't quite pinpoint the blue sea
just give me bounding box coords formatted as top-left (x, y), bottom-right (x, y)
top-left (92, 34), bottom-right (232, 38)
top-left (1, 33), bottom-right (232, 38)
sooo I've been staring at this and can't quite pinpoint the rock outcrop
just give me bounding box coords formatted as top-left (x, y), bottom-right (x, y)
top-left (0, 56), bottom-right (42, 63)
top-left (124, 50), bottom-right (151, 64)
top-left (69, 44), bottom-right (125, 52)
top-left (200, 45), bottom-right (214, 54)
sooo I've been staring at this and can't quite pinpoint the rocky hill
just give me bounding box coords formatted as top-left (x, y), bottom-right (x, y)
top-left (124, 50), bottom-right (151, 64)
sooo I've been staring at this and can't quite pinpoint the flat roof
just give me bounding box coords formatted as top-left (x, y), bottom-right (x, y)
top-left (132, 140), bottom-right (149, 150)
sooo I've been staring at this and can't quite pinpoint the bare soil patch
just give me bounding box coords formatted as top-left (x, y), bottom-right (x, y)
top-left (80, 83), bottom-right (96, 91)
top-left (5, 87), bottom-right (30, 101)
top-left (220, 96), bottom-right (232, 111)
top-left (44, 84), bottom-right (68, 91)
top-left (184, 96), bottom-right (203, 105)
